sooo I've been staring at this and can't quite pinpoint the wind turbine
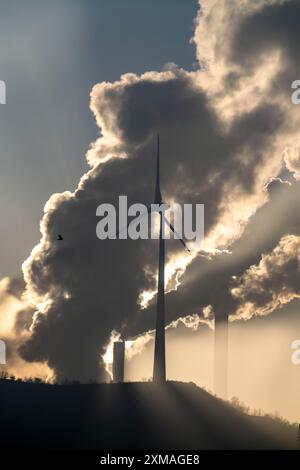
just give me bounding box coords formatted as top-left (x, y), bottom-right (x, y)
top-left (117, 135), bottom-right (190, 383)
top-left (152, 135), bottom-right (190, 383)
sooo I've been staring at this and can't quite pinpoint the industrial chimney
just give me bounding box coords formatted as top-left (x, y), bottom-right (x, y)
top-left (214, 313), bottom-right (228, 399)
top-left (113, 340), bottom-right (125, 383)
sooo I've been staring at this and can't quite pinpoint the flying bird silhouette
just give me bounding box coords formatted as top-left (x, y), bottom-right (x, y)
top-left (57, 234), bottom-right (63, 241)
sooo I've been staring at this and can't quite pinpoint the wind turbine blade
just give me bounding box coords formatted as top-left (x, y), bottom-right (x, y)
top-left (162, 215), bottom-right (191, 252)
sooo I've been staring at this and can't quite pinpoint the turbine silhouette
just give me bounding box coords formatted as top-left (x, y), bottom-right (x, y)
top-left (152, 135), bottom-right (190, 383)
top-left (117, 135), bottom-right (190, 383)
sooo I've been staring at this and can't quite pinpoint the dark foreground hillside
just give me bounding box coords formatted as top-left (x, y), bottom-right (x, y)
top-left (0, 379), bottom-right (297, 450)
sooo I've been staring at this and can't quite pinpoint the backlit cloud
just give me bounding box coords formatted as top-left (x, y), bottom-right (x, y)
top-left (17, 0), bottom-right (300, 381)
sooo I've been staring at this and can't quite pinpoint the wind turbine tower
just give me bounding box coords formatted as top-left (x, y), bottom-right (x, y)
top-left (116, 135), bottom-right (189, 384)
top-left (152, 135), bottom-right (189, 383)
top-left (153, 135), bottom-right (166, 383)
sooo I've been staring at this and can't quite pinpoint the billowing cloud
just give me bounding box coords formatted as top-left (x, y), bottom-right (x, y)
top-left (0, 277), bottom-right (51, 379)
top-left (18, 0), bottom-right (300, 381)
top-left (232, 234), bottom-right (300, 319)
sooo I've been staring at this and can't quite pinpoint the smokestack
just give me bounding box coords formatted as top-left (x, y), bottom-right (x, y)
top-left (113, 340), bottom-right (125, 383)
top-left (0, 339), bottom-right (6, 364)
top-left (214, 313), bottom-right (228, 399)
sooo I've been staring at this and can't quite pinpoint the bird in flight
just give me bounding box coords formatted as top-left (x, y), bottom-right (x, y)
top-left (57, 234), bottom-right (63, 241)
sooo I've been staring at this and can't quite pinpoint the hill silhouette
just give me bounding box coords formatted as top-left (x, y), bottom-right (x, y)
top-left (0, 379), bottom-right (297, 450)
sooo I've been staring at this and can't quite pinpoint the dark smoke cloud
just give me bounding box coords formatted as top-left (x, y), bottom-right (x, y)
top-left (19, 0), bottom-right (300, 380)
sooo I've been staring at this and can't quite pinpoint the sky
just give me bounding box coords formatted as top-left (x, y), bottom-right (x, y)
top-left (1, 0), bottom-right (300, 423)
top-left (0, 0), bottom-right (198, 277)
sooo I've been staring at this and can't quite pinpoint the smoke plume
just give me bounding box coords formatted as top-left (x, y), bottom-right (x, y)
top-left (18, 0), bottom-right (300, 381)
